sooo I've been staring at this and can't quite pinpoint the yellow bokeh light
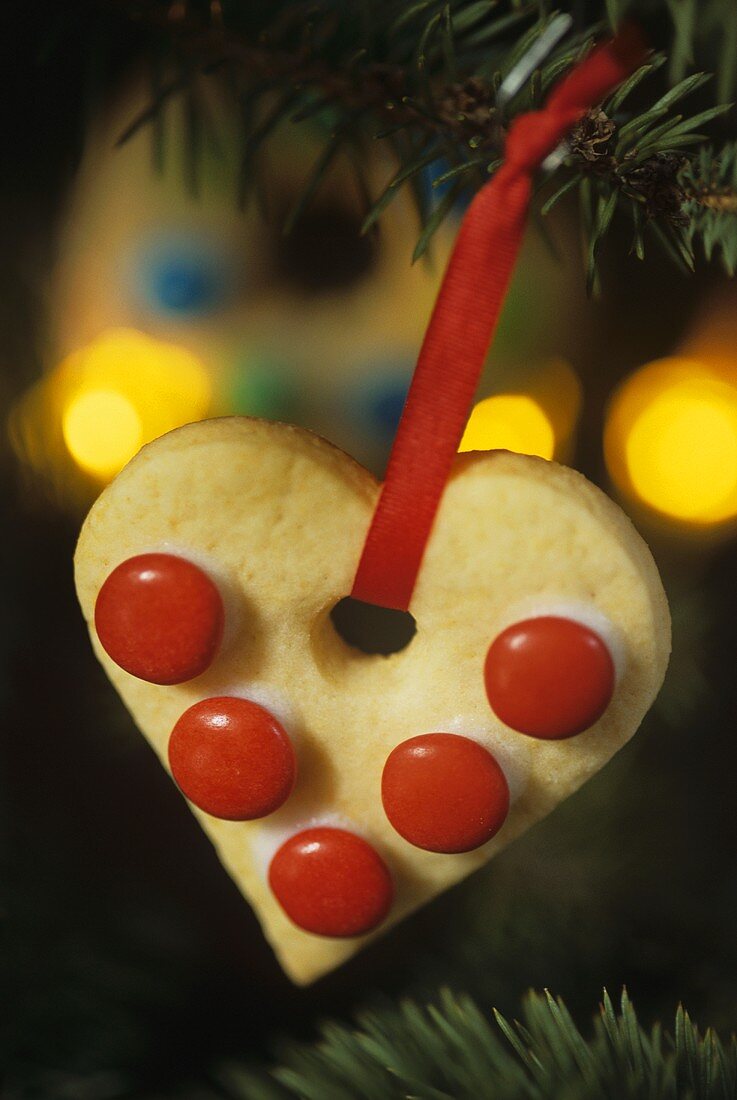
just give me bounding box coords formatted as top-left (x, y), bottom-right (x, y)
top-left (57, 329), bottom-right (211, 480)
top-left (606, 357), bottom-right (737, 525)
top-left (459, 394), bottom-right (555, 459)
top-left (63, 388), bottom-right (142, 479)
top-left (626, 382), bottom-right (737, 521)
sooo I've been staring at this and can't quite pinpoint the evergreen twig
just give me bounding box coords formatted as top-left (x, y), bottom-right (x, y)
top-left (47, 2), bottom-right (737, 281)
top-left (217, 987), bottom-right (737, 1100)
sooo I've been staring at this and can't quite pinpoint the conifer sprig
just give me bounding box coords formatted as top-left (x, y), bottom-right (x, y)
top-left (95, 1), bottom-right (737, 282)
top-left (218, 987), bottom-right (737, 1100)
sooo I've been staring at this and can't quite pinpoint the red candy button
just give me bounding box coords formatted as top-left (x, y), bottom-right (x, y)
top-left (269, 827), bottom-right (393, 937)
top-left (95, 553), bottom-right (224, 684)
top-left (168, 697), bottom-right (296, 820)
top-left (485, 615), bottom-right (615, 739)
top-left (382, 733), bottom-right (509, 853)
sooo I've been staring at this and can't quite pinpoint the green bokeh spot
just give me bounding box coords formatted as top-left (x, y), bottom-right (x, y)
top-left (493, 264), bottom-right (555, 358)
top-left (229, 356), bottom-right (299, 421)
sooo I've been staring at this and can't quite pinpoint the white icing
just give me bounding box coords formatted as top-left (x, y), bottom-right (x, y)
top-left (251, 810), bottom-right (355, 879)
top-left (442, 717), bottom-right (531, 803)
top-left (215, 680), bottom-right (300, 736)
top-left (146, 539), bottom-right (243, 652)
top-left (493, 596), bottom-right (626, 683)
top-left (191, 680), bottom-right (303, 770)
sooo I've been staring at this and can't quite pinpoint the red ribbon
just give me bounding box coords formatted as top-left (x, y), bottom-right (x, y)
top-left (351, 26), bottom-right (646, 611)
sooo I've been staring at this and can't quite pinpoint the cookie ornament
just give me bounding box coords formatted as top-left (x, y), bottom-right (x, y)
top-left (75, 29), bottom-right (670, 985)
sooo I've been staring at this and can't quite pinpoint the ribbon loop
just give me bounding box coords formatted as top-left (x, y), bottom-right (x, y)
top-left (351, 28), bottom-right (647, 612)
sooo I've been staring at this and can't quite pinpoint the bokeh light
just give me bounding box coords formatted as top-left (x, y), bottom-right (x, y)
top-left (459, 394), bottom-right (556, 459)
top-left (605, 357), bottom-right (737, 525)
top-left (63, 389), bottom-right (142, 478)
top-left (228, 352), bottom-right (298, 421)
top-left (134, 230), bottom-right (234, 317)
top-left (56, 328), bottom-right (211, 481)
top-left (347, 359), bottom-right (415, 445)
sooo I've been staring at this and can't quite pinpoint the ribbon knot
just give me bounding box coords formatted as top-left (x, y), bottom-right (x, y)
top-left (504, 107), bottom-right (581, 174)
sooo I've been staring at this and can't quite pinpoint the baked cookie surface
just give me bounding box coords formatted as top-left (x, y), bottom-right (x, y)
top-left (75, 417), bottom-right (670, 984)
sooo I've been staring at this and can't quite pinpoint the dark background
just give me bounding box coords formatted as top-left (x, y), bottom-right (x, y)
top-left (3, 4), bottom-right (737, 1096)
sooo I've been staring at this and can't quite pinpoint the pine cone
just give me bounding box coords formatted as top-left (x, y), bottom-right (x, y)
top-left (622, 152), bottom-right (689, 223)
top-left (568, 108), bottom-right (616, 163)
top-left (436, 77), bottom-right (497, 141)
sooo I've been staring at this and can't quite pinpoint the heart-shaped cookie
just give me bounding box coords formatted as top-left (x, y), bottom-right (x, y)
top-left (75, 417), bottom-right (669, 983)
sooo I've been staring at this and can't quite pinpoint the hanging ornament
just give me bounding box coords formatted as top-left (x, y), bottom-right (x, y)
top-left (74, 27), bottom-right (670, 984)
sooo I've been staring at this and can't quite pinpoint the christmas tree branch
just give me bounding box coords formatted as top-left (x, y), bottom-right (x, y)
top-left (681, 142), bottom-right (737, 273)
top-left (56, 2), bottom-right (737, 281)
top-left (217, 987), bottom-right (737, 1100)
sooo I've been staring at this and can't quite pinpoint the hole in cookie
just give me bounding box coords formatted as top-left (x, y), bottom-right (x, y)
top-left (330, 597), bottom-right (416, 656)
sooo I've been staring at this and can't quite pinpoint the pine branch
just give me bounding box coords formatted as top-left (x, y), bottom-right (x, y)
top-left (537, 62), bottom-right (733, 288)
top-left (48, 2), bottom-right (737, 280)
top-left (217, 987), bottom-right (737, 1099)
top-left (681, 141), bottom-right (737, 273)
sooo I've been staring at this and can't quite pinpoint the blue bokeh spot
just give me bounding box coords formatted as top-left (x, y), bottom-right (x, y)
top-left (152, 260), bottom-right (215, 313)
top-left (137, 233), bottom-right (230, 317)
top-left (361, 372), bottom-right (412, 440)
top-left (370, 385), bottom-right (407, 438)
